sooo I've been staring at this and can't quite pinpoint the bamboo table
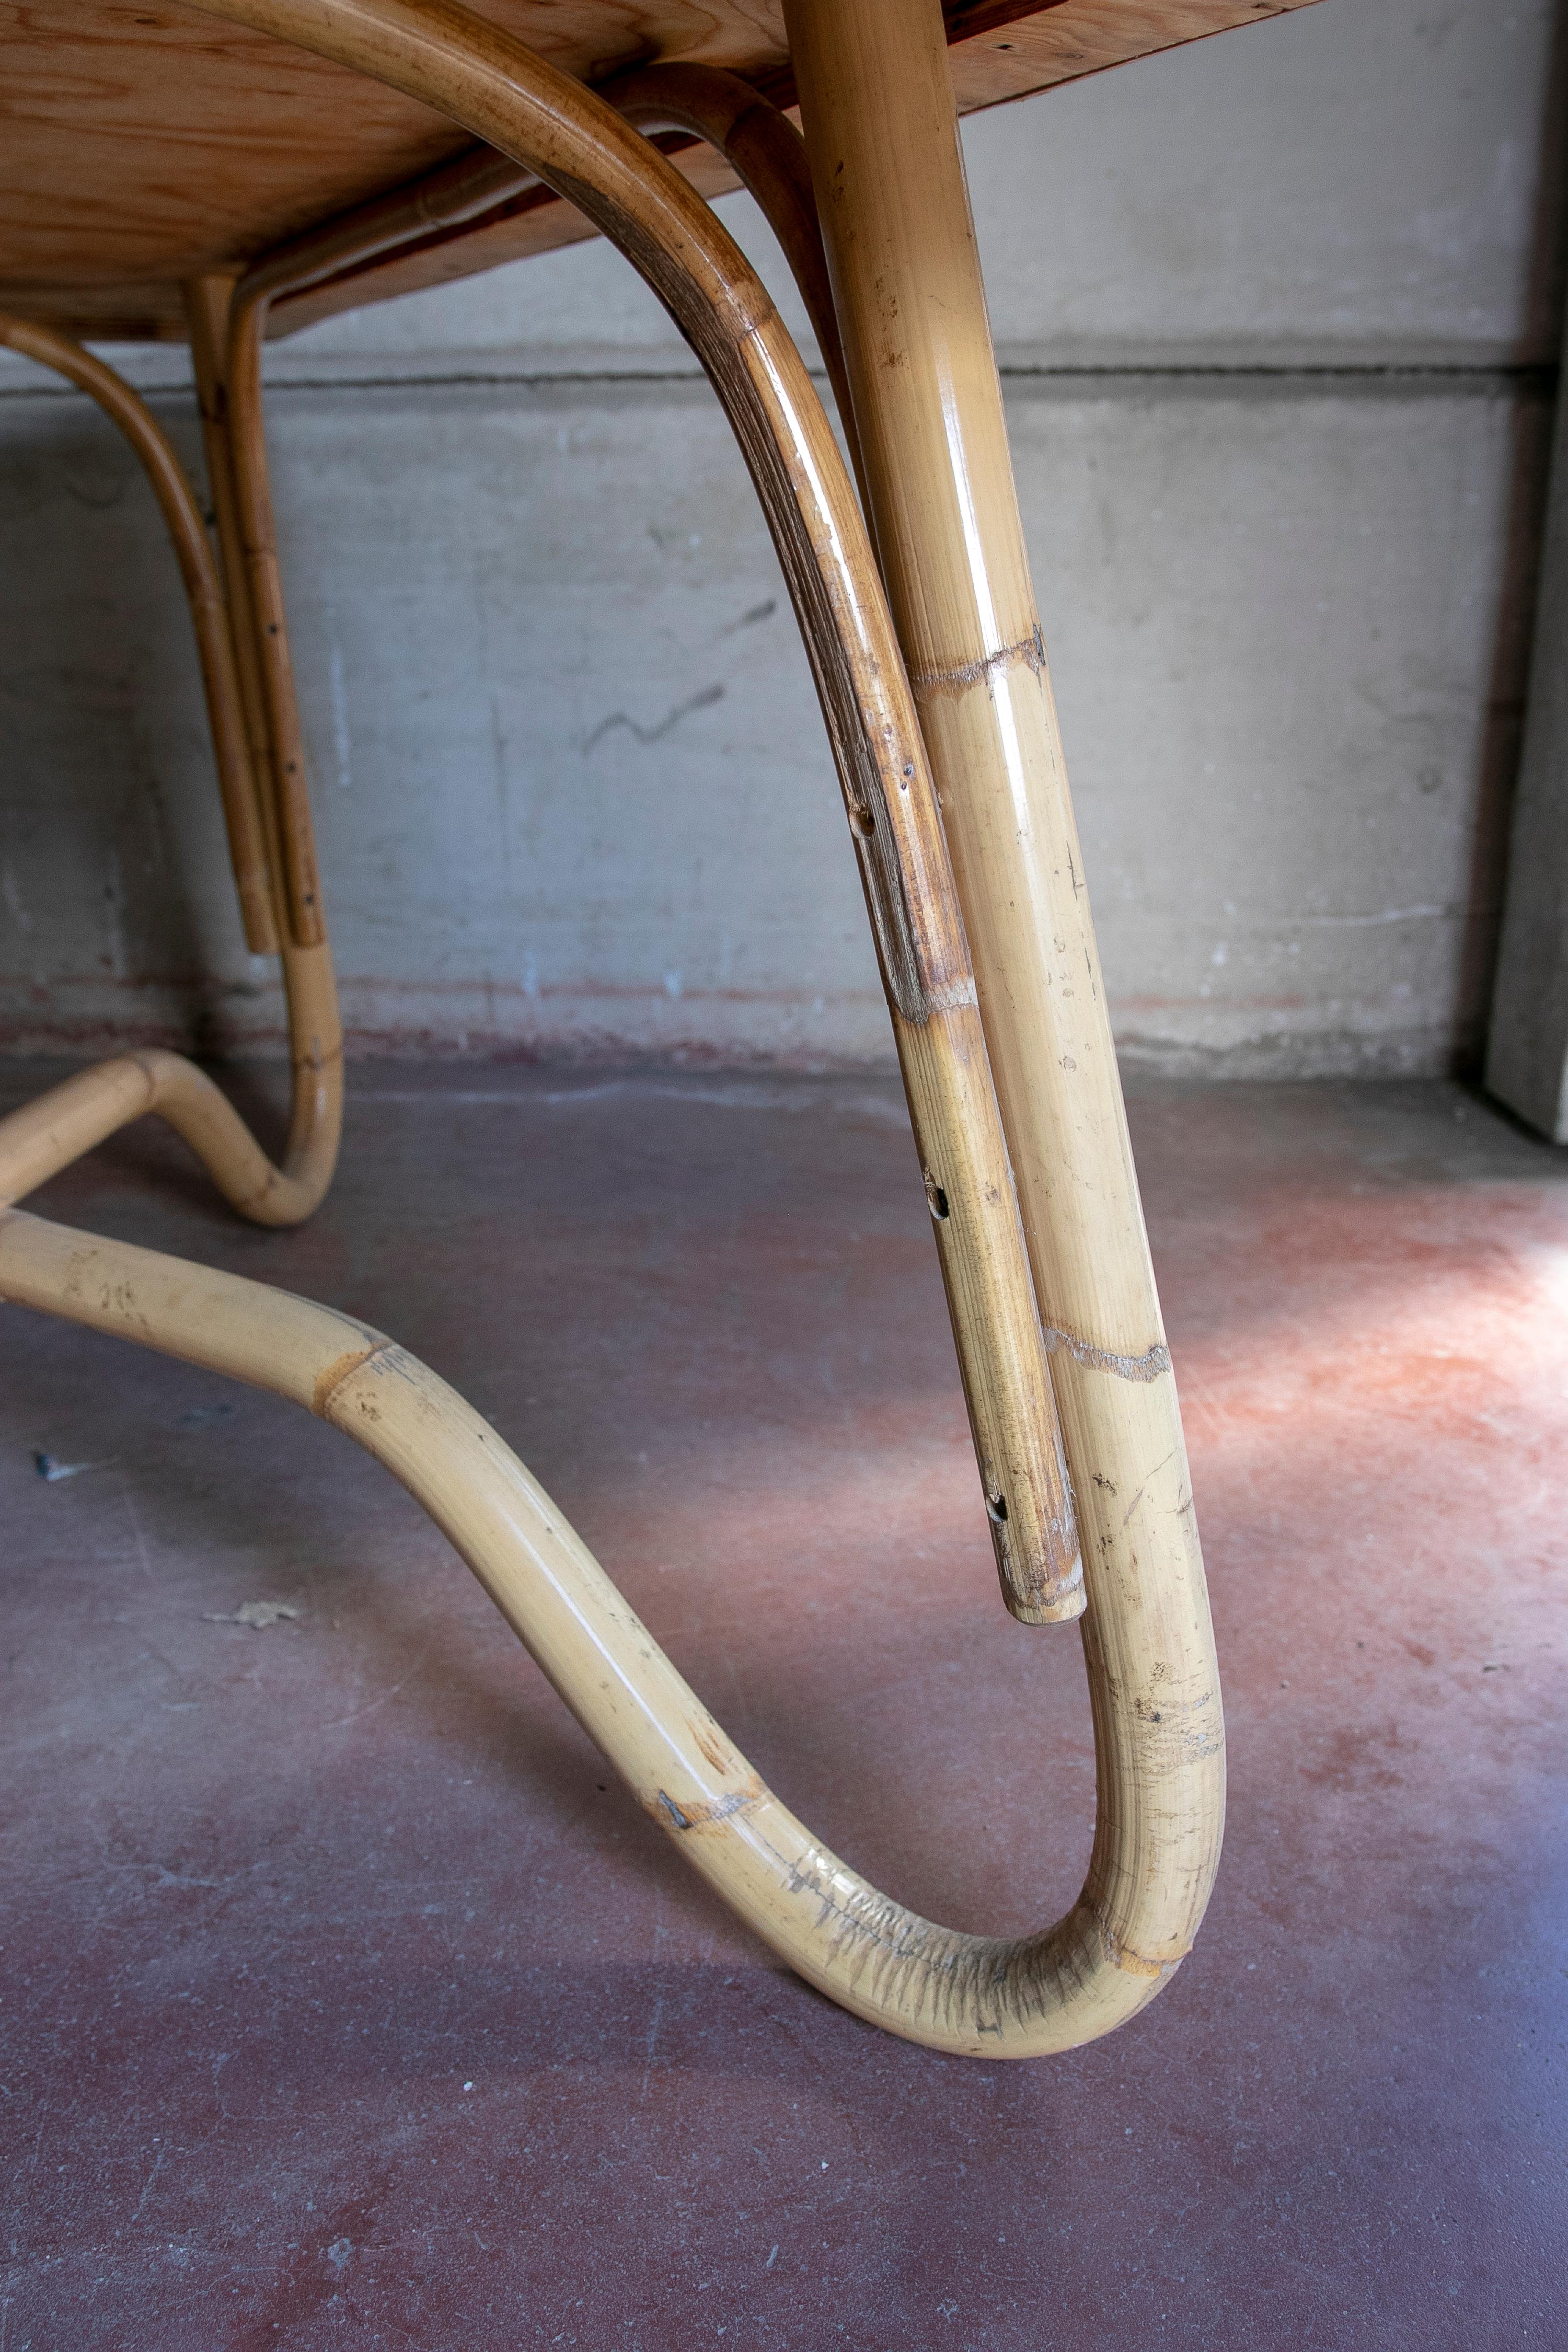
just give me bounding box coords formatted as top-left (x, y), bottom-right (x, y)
top-left (1, 0), bottom-right (1320, 2056)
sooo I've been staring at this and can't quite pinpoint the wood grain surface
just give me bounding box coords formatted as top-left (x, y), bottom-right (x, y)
top-left (1, 0), bottom-right (1324, 339)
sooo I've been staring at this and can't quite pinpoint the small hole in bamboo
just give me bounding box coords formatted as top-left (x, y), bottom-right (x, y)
top-left (850, 804), bottom-right (875, 836)
top-left (924, 1172), bottom-right (949, 1220)
top-left (986, 1491), bottom-right (1009, 1524)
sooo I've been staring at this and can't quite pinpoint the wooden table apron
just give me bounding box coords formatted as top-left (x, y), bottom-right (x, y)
top-left (0, 0), bottom-right (1225, 2057)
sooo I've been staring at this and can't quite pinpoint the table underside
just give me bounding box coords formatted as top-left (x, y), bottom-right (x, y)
top-left (2, 0), bottom-right (1321, 341)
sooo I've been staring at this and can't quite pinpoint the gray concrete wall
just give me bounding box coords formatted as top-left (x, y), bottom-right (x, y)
top-left (2, 0), bottom-right (1562, 1072)
top-left (1487, 280), bottom-right (1568, 1140)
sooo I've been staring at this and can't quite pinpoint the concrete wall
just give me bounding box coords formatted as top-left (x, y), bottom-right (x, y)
top-left (2, 0), bottom-right (1562, 1073)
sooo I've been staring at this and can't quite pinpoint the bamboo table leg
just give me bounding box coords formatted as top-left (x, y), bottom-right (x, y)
top-left (609, 64), bottom-right (863, 500)
top-left (786, 0), bottom-right (1225, 1989)
top-left (188, 274), bottom-right (343, 1198)
top-left (3, 0), bottom-right (1225, 2055)
top-left (0, 310), bottom-right (273, 952)
top-left (0, 309), bottom-right (342, 1223)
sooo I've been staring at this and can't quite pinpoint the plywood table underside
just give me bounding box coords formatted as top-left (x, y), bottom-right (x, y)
top-left (2, 0), bottom-right (1322, 341)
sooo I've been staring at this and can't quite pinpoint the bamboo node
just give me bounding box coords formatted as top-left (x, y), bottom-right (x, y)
top-left (1042, 1325), bottom-right (1172, 1383)
top-left (652, 1785), bottom-right (762, 1832)
top-left (312, 1333), bottom-right (395, 1417)
top-left (1095, 1913), bottom-right (1189, 1982)
top-left (909, 623), bottom-right (1046, 700)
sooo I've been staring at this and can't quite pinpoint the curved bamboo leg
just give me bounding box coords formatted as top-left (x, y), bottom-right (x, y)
top-left (0, 308), bottom-right (343, 1223)
top-left (608, 65), bottom-right (863, 495)
top-left (185, 274), bottom-right (343, 1203)
top-left (785, 0), bottom-right (1224, 1973)
top-left (8, 0), bottom-right (1224, 2048)
top-left (179, 0), bottom-right (1082, 1628)
top-left (223, 284), bottom-right (327, 949)
top-left (0, 310), bottom-right (274, 952)
top-left (0, 1180), bottom-right (1141, 2055)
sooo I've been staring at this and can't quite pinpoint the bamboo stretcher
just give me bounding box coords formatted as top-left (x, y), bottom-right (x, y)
top-left (0, 0), bottom-right (1321, 2054)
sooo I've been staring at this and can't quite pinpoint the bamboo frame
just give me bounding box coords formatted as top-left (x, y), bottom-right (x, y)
top-left (0, 310), bottom-right (273, 952)
top-left (0, 304), bottom-right (342, 1222)
top-left (787, 0), bottom-right (1226, 1988)
top-left (182, 73), bottom-right (854, 458)
top-left (246, 145), bottom-right (538, 334)
top-left (202, 0), bottom-right (1084, 1630)
top-left (203, 274), bottom-right (327, 948)
top-left (609, 65), bottom-right (861, 488)
top-left (0, 1189), bottom-right (1086, 2054)
top-left (3, 0), bottom-right (1227, 2051)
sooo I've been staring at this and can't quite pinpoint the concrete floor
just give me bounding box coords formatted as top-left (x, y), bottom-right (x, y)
top-left (2, 1065), bottom-right (1563, 2349)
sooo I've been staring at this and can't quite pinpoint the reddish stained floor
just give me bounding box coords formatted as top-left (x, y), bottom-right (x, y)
top-left (1, 1065), bottom-right (1563, 2350)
